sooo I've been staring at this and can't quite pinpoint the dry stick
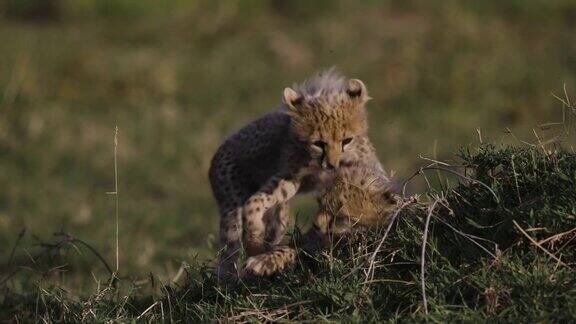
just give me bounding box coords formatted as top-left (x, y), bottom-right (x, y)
top-left (512, 220), bottom-right (571, 270)
top-left (510, 155), bottom-right (522, 204)
top-left (556, 233), bottom-right (576, 255)
top-left (364, 200), bottom-right (413, 286)
top-left (50, 233), bottom-right (115, 276)
top-left (136, 301), bottom-right (159, 320)
top-left (531, 129), bottom-right (550, 154)
top-left (226, 299), bottom-right (316, 322)
top-left (402, 165), bottom-right (500, 204)
top-left (403, 162), bottom-right (433, 195)
top-left (418, 155), bottom-right (453, 167)
top-left (114, 126), bottom-right (119, 273)
top-left (537, 226), bottom-right (576, 245)
top-left (549, 84), bottom-right (575, 139)
top-left (431, 215), bottom-right (496, 258)
top-left (504, 127), bottom-right (538, 148)
top-left (431, 142), bottom-right (447, 193)
top-left (106, 126), bottom-right (120, 274)
top-left (69, 235), bottom-right (114, 276)
top-left (562, 83), bottom-right (575, 133)
top-left (7, 229), bottom-right (26, 269)
top-left (0, 232), bottom-right (114, 286)
top-left (171, 261), bottom-right (188, 284)
top-left (421, 198), bottom-right (441, 315)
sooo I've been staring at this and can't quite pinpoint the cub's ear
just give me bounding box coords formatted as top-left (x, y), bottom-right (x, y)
top-left (283, 87), bottom-right (303, 109)
top-left (346, 79), bottom-right (367, 99)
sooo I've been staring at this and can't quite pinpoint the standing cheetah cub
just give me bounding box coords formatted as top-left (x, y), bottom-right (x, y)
top-left (244, 162), bottom-right (397, 276)
top-left (209, 69), bottom-right (382, 279)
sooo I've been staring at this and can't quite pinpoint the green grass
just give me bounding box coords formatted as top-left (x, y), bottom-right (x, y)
top-left (1, 0), bottom-right (576, 321)
top-left (2, 144), bottom-right (575, 321)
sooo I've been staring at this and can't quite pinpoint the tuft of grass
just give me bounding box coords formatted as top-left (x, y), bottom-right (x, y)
top-left (2, 144), bottom-right (575, 322)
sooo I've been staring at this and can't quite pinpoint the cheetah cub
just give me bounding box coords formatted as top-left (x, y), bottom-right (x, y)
top-left (244, 162), bottom-right (397, 276)
top-left (209, 69), bottom-right (381, 280)
top-left (314, 163), bottom-right (396, 234)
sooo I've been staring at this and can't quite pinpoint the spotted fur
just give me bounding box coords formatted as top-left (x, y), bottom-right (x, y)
top-left (208, 69), bottom-right (381, 280)
top-left (243, 162), bottom-right (398, 277)
top-left (319, 162), bottom-right (397, 231)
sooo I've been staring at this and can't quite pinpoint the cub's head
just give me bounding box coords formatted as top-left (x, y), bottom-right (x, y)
top-left (282, 69), bottom-right (370, 170)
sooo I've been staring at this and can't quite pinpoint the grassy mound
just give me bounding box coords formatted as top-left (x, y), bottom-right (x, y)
top-left (2, 144), bottom-right (576, 322)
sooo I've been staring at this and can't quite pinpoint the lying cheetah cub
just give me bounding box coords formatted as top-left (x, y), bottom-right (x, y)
top-left (244, 162), bottom-right (397, 276)
top-left (209, 69), bottom-right (383, 280)
top-left (315, 162), bottom-right (397, 234)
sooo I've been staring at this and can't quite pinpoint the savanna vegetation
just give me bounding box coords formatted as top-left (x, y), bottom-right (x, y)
top-left (1, 0), bottom-right (576, 321)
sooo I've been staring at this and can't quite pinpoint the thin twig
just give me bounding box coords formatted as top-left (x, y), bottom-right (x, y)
top-left (71, 236), bottom-right (115, 276)
top-left (226, 299), bottom-right (316, 322)
top-left (421, 199), bottom-right (441, 315)
top-left (136, 301), bottom-right (159, 320)
top-left (504, 127), bottom-right (537, 148)
top-left (364, 199), bottom-right (413, 285)
top-left (402, 165), bottom-right (499, 204)
top-left (114, 126), bottom-right (119, 272)
top-left (417, 155), bottom-right (452, 167)
top-left (172, 261), bottom-right (189, 284)
top-left (432, 215), bottom-right (496, 258)
top-left (510, 155), bottom-right (522, 204)
top-left (7, 229), bottom-right (26, 268)
top-left (537, 226), bottom-right (576, 245)
top-left (362, 279), bottom-right (415, 285)
top-left (512, 221), bottom-right (571, 270)
top-left (106, 127), bottom-right (120, 273)
top-left (0, 232), bottom-right (114, 286)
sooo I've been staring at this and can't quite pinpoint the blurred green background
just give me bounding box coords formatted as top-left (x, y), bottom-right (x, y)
top-left (1, 0), bottom-right (575, 291)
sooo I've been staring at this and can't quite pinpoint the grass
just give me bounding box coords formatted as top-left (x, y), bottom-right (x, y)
top-left (1, 0), bottom-right (576, 321)
top-left (2, 143), bottom-right (576, 321)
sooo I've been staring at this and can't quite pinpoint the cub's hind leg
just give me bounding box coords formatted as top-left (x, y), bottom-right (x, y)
top-left (264, 201), bottom-right (290, 248)
top-left (216, 207), bottom-right (243, 280)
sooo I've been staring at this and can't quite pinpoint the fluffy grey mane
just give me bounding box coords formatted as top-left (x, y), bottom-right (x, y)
top-left (293, 67), bottom-right (347, 98)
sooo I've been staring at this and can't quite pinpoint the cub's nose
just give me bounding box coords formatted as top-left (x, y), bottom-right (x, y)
top-left (325, 161), bottom-right (339, 170)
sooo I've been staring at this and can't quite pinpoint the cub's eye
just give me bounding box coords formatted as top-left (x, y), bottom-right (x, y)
top-left (312, 140), bottom-right (326, 149)
top-left (342, 137), bottom-right (353, 147)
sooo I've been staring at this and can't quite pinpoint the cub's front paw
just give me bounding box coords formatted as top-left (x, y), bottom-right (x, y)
top-left (244, 247), bottom-right (296, 276)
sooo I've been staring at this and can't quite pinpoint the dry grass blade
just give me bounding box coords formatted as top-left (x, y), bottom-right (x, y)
top-left (105, 126), bottom-right (121, 274)
top-left (364, 199), bottom-right (414, 286)
top-left (113, 126), bottom-right (120, 273)
top-left (537, 227), bottom-right (576, 245)
top-left (136, 302), bottom-right (159, 320)
top-left (420, 199), bottom-right (441, 315)
top-left (512, 221), bottom-right (572, 270)
top-left (432, 215), bottom-right (497, 258)
top-left (402, 165), bottom-right (500, 204)
top-left (0, 232), bottom-right (114, 287)
top-left (225, 299), bottom-right (316, 323)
